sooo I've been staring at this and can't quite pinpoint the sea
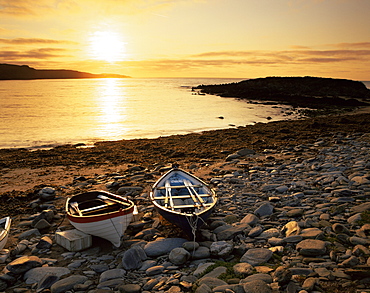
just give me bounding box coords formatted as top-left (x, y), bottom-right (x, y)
top-left (1, 78), bottom-right (369, 150)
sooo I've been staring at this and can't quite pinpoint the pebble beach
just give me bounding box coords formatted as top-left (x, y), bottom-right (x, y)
top-left (1, 111), bottom-right (370, 293)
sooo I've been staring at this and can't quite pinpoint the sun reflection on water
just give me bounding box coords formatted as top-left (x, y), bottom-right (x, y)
top-left (96, 78), bottom-right (127, 137)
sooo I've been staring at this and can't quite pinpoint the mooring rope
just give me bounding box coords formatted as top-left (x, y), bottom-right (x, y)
top-left (110, 218), bottom-right (121, 242)
top-left (186, 213), bottom-right (207, 256)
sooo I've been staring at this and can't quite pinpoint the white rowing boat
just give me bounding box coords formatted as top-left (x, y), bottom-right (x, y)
top-left (150, 166), bottom-right (217, 238)
top-left (66, 191), bottom-right (135, 247)
top-left (0, 216), bottom-right (11, 250)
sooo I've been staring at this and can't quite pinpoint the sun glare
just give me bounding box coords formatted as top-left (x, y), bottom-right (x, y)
top-left (89, 31), bottom-right (126, 62)
top-left (96, 79), bottom-right (128, 137)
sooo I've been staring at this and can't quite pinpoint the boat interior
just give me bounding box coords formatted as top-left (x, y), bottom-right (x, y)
top-left (153, 178), bottom-right (214, 212)
top-left (69, 198), bottom-right (122, 216)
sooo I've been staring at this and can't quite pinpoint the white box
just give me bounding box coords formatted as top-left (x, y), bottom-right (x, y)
top-left (55, 229), bottom-right (92, 252)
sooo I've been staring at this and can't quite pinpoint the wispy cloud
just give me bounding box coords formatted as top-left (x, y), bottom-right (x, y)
top-left (0, 0), bottom-right (193, 17)
top-left (289, 45), bottom-right (311, 50)
top-left (1, 41), bottom-right (369, 79)
top-left (0, 48), bottom-right (71, 60)
top-left (0, 0), bottom-right (45, 16)
top-left (192, 51), bottom-right (255, 58)
top-left (329, 42), bottom-right (370, 49)
top-left (0, 38), bottom-right (77, 45)
top-left (0, 37), bottom-right (78, 63)
top-left (189, 45), bottom-right (370, 66)
top-left (108, 42), bottom-right (370, 77)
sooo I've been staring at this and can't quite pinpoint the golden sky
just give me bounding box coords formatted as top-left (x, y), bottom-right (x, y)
top-left (1, 0), bottom-right (370, 80)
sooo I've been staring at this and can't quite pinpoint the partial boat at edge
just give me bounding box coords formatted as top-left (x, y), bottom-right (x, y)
top-left (0, 216), bottom-right (11, 251)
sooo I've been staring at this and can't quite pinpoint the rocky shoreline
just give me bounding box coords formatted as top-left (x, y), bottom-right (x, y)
top-left (195, 77), bottom-right (370, 111)
top-left (0, 112), bottom-right (370, 293)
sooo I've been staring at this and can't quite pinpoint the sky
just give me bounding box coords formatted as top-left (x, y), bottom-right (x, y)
top-left (1, 0), bottom-right (370, 80)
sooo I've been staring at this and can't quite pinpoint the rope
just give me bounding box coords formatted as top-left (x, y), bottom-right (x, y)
top-left (54, 212), bottom-right (66, 233)
top-left (110, 217), bottom-right (122, 247)
top-left (187, 214), bottom-right (197, 241)
top-left (186, 213), bottom-right (207, 256)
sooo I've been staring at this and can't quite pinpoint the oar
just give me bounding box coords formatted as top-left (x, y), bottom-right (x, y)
top-left (97, 195), bottom-right (132, 207)
top-left (184, 180), bottom-right (205, 208)
top-left (70, 202), bottom-right (82, 216)
top-left (164, 183), bottom-right (169, 208)
top-left (183, 180), bottom-right (199, 205)
top-left (165, 181), bottom-right (174, 210)
top-left (80, 204), bottom-right (110, 213)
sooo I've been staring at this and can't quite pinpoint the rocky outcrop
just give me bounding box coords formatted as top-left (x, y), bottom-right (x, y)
top-left (0, 63), bottom-right (129, 80)
top-left (195, 76), bottom-right (370, 108)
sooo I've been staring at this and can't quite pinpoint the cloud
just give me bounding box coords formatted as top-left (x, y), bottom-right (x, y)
top-left (330, 42), bottom-right (370, 49)
top-left (70, 41), bottom-right (370, 75)
top-left (288, 49), bottom-right (370, 63)
top-left (189, 45), bottom-right (370, 66)
top-left (111, 43), bottom-right (370, 76)
top-left (0, 48), bottom-right (71, 60)
top-left (0, 37), bottom-right (79, 63)
top-left (192, 51), bottom-right (255, 58)
top-left (2, 40), bottom-right (369, 79)
top-left (289, 45), bottom-right (311, 50)
top-left (0, 38), bottom-right (77, 45)
top-left (0, 0), bottom-right (44, 16)
top-left (115, 58), bottom-right (282, 73)
top-left (0, 0), bottom-right (193, 17)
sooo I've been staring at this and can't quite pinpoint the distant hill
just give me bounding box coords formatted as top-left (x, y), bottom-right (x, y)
top-left (195, 76), bottom-right (370, 109)
top-left (0, 64), bottom-right (130, 80)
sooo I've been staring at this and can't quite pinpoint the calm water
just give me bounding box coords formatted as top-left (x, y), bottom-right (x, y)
top-left (1, 78), bottom-right (367, 149)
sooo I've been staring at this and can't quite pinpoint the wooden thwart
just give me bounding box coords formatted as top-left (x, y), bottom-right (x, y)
top-left (157, 184), bottom-right (202, 190)
top-left (173, 203), bottom-right (213, 209)
top-left (154, 194), bottom-right (210, 200)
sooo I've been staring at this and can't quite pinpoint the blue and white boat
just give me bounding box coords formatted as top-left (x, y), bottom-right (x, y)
top-left (150, 167), bottom-right (217, 238)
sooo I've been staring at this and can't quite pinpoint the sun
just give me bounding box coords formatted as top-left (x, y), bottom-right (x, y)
top-left (89, 31), bottom-right (126, 62)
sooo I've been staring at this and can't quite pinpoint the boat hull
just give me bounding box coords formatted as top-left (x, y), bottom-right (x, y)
top-left (150, 168), bottom-right (217, 238)
top-left (0, 216), bottom-right (11, 251)
top-left (153, 204), bottom-right (214, 238)
top-left (66, 191), bottom-right (134, 247)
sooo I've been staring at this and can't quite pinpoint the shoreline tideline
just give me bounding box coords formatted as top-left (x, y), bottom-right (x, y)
top-left (1, 111), bottom-right (369, 169)
top-left (0, 110), bottom-right (369, 196)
